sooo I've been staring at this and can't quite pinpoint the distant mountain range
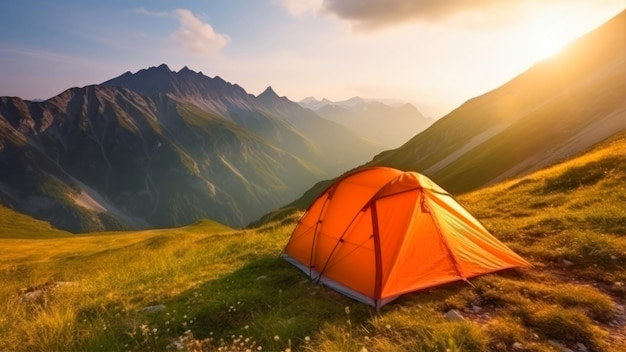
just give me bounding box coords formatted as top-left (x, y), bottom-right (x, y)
top-left (298, 97), bottom-right (433, 148)
top-left (267, 9), bottom-right (626, 218)
top-left (0, 65), bottom-right (385, 232)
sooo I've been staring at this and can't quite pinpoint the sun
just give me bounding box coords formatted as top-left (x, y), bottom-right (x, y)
top-left (526, 23), bottom-right (572, 62)
top-left (536, 35), bottom-right (564, 59)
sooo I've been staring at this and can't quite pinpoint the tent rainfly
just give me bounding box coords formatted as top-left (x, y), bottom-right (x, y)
top-left (282, 167), bottom-right (530, 308)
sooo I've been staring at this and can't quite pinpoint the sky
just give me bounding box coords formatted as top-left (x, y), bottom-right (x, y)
top-left (0, 1), bottom-right (624, 118)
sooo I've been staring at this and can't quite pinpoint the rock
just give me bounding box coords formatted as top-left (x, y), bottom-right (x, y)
top-left (576, 342), bottom-right (588, 352)
top-left (141, 305), bottom-right (166, 313)
top-left (512, 342), bottom-right (523, 350)
top-left (444, 309), bottom-right (465, 321)
top-left (548, 340), bottom-right (574, 352)
top-left (562, 259), bottom-right (574, 266)
top-left (21, 289), bottom-right (44, 301)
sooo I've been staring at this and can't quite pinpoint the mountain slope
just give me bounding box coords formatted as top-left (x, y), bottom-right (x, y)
top-left (0, 203), bottom-right (70, 239)
top-left (0, 65), bottom-right (384, 232)
top-left (103, 65), bottom-right (382, 176)
top-left (369, 10), bottom-right (626, 194)
top-left (0, 85), bottom-right (321, 231)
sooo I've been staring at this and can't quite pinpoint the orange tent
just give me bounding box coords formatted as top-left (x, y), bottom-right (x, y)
top-left (282, 167), bottom-right (530, 307)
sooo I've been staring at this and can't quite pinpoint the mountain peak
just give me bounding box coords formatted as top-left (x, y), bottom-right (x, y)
top-left (155, 63), bottom-right (172, 72)
top-left (259, 86), bottom-right (279, 99)
top-left (300, 96), bottom-right (320, 104)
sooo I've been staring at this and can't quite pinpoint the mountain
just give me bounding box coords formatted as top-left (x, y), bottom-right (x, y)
top-left (0, 66), bottom-right (380, 232)
top-left (366, 10), bottom-right (626, 194)
top-left (265, 9), bottom-right (626, 220)
top-left (299, 96), bottom-right (433, 148)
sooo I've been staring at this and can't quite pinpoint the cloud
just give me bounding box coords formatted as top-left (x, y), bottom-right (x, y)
top-left (279, 0), bottom-right (324, 17)
top-left (171, 9), bottom-right (230, 56)
top-left (320, 0), bottom-right (599, 31)
top-left (130, 7), bottom-right (169, 17)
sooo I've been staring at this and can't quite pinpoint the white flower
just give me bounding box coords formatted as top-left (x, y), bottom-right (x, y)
top-left (274, 335), bottom-right (280, 341)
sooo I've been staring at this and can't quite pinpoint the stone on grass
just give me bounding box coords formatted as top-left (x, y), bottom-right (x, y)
top-left (444, 309), bottom-right (465, 321)
top-left (141, 305), bottom-right (166, 313)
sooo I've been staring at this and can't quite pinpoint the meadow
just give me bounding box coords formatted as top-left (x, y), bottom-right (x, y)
top-left (0, 137), bottom-right (624, 352)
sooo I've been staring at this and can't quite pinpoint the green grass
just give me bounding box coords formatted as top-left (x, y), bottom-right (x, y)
top-left (0, 204), bottom-right (71, 239)
top-left (1, 137), bottom-right (625, 351)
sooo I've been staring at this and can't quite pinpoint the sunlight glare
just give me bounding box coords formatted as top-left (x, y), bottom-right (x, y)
top-left (537, 35), bottom-right (564, 58)
top-left (524, 10), bottom-right (582, 62)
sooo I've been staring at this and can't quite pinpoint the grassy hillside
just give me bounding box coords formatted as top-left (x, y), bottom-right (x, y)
top-left (1, 137), bottom-right (624, 351)
top-left (0, 204), bottom-right (71, 239)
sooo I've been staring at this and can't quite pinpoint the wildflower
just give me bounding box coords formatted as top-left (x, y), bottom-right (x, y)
top-left (244, 325), bottom-right (249, 330)
top-left (257, 346), bottom-right (263, 351)
top-left (274, 335), bottom-right (280, 341)
top-left (304, 336), bottom-right (311, 343)
top-left (385, 324), bottom-right (391, 329)
top-left (153, 328), bottom-right (157, 333)
top-left (285, 349), bottom-right (292, 352)
top-left (360, 348), bottom-right (368, 352)
top-left (345, 306), bottom-right (350, 315)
